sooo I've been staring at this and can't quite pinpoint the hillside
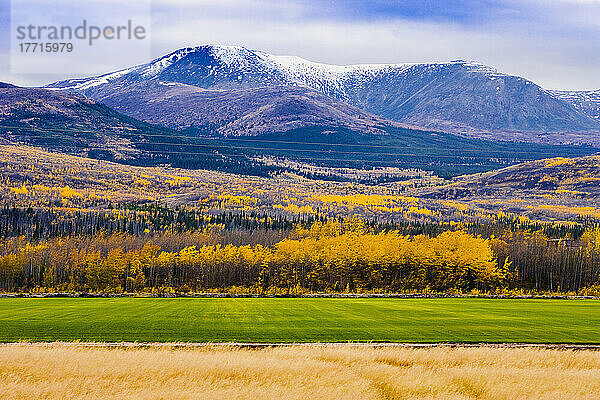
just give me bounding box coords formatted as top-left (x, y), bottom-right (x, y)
top-left (550, 89), bottom-right (600, 121)
top-left (2, 144), bottom-right (599, 224)
top-left (0, 84), bottom-right (150, 159)
top-left (48, 45), bottom-right (600, 143)
top-left (0, 83), bottom-right (225, 165)
top-left (423, 155), bottom-right (600, 198)
top-left (418, 154), bottom-right (600, 221)
top-left (77, 81), bottom-right (402, 136)
top-left (6, 79), bottom-right (594, 178)
top-left (0, 84), bottom-right (281, 175)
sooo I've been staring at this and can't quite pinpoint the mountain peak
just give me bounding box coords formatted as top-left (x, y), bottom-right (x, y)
top-left (48, 45), bottom-right (508, 93)
top-left (44, 45), bottom-right (600, 141)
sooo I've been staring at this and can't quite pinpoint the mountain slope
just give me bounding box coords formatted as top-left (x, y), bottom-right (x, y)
top-left (47, 45), bottom-right (600, 143)
top-left (0, 84), bottom-right (151, 158)
top-left (549, 90), bottom-right (600, 121)
top-left (0, 83), bottom-right (275, 174)
top-left (421, 155), bottom-right (600, 199)
top-left (70, 80), bottom-right (404, 136)
top-left (5, 82), bottom-right (597, 179)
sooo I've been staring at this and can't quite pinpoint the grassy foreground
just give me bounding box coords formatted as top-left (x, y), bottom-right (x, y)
top-left (2, 344), bottom-right (600, 399)
top-left (1, 298), bottom-right (600, 343)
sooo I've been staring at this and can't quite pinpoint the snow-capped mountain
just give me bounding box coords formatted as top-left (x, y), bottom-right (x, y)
top-left (549, 90), bottom-right (600, 121)
top-left (48, 45), bottom-right (400, 95)
top-left (47, 45), bottom-right (600, 143)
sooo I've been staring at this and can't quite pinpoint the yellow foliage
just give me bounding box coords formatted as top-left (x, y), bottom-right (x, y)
top-left (536, 205), bottom-right (600, 219)
top-left (59, 186), bottom-right (83, 199)
top-left (10, 186), bottom-right (28, 195)
top-left (274, 203), bottom-right (316, 215)
top-left (555, 189), bottom-right (585, 195)
top-left (442, 200), bottom-right (469, 212)
top-left (408, 206), bottom-right (433, 216)
top-left (545, 157), bottom-right (574, 167)
top-left (217, 194), bottom-right (258, 206)
top-left (313, 194), bottom-right (417, 207)
top-left (166, 176), bottom-right (192, 186)
top-left (134, 179), bottom-right (150, 187)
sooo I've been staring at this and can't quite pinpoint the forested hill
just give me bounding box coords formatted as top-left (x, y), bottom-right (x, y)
top-left (0, 83), bottom-right (275, 175)
top-left (422, 155), bottom-right (600, 198)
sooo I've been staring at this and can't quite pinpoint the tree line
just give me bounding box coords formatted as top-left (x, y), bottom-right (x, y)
top-left (0, 204), bottom-right (313, 239)
top-left (1, 217), bottom-right (600, 294)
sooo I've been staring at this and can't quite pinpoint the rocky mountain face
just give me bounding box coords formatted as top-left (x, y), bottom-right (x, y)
top-left (549, 90), bottom-right (600, 121)
top-left (47, 45), bottom-right (600, 143)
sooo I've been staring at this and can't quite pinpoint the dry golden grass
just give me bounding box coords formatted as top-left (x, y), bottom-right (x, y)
top-left (1, 345), bottom-right (600, 399)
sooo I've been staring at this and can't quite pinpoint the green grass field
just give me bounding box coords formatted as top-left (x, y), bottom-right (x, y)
top-left (0, 298), bottom-right (599, 343)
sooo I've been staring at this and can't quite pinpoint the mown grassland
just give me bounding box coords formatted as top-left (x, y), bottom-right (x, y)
top-left (2, 344), bottom-right (600, 399)
top-left (1, 298), bottom-right (600, 343)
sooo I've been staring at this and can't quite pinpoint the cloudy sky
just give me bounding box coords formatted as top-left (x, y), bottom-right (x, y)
top-left (0, 0), bottom-right (598, 90)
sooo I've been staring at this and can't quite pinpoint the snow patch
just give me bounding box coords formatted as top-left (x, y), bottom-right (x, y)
top-left (48, 45), bottom-right (526, 98)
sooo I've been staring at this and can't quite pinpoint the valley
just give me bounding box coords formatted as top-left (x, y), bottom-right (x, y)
top-left (2, 144), bottom-right (600, 224)
top-left (1, 144), bottom-right (600, 295)
top-left (2, 46), bottom-right (600, 297)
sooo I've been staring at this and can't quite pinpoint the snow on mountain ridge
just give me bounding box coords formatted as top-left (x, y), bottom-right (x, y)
top-left (144, 46), bottom-right (492, 98)
top-left (174, 46), bottom-right (507, 99)
top-left (47, 44), bottom-right (511, 96)
top-left (52, 66), bottom-right (141, 91)
top-left (46, 47), bottom-right (200, 92)
top-left (140, 47), bottom-right (199, 77)
top-left (549, 89), bottom-right (600, 120)
top-left (44, 45), bottom-right (600, 141)
top-left (550, 89), bottom-right (600, 99)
